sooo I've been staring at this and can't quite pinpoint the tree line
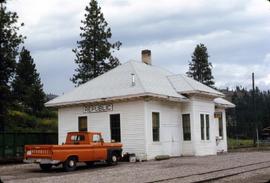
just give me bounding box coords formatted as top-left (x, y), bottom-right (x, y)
top-left (225, 87), bottom-right (270, 139)
top-left (187, 43), bottom-right (270, 139)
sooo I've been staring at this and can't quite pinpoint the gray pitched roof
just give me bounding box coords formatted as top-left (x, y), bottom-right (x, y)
top-left (46, 61), bottom-right (226, 107)
top-left (167, 74), bottom-right (224, 97)
top-left (214, 98), bottom-right (235, 108)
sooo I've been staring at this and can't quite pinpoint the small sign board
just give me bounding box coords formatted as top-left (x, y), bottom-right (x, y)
top-left (214, 112), bottom-right (222, 118)
top-left (84, 104), bottom-right (113, 113)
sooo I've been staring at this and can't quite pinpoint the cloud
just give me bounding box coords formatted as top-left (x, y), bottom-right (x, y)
top-left (6, 0), bottom-right (270, 94)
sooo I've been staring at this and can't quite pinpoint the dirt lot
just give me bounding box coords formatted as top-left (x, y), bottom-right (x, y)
top-left (1, 151), bottom-right (270, 183)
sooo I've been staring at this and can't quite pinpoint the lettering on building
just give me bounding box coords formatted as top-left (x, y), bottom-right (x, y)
top-left (84, 104), bottom-right (113, 113)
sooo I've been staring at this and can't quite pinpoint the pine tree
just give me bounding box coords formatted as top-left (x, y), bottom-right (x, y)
top-left (71, 0), bottom-right (121, 86)
top-left (186, 43), bottom-right (215, 87)
top-left (12, 47), bottom-right (45, 115)
top-left (0, 0), bottom-right (24, 131)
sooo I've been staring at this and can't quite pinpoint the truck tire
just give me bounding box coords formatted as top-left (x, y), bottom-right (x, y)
top-left (39, 164), bottom-right (52, 171)
top-left (63, 156), bottom-right (77, 172)
top-left (107, 152), bottom-right (118, 165)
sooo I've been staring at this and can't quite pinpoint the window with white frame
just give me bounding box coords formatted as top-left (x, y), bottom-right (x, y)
top-left (200, 114), bottom-right (210, 140)
top-left (152, 112), bottom-right (160, 142)
top-left (182, 114), bottom-right (191, 141)
top-left (78, 116), bottom-right (87, 132)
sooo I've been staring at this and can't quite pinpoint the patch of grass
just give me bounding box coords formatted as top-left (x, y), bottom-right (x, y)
top-left (228, 138), bottom-right (254, 149)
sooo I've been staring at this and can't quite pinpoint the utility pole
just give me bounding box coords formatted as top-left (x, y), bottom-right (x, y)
top-left (252, 73), bottom-right (259, 148)
top-left (0, 0), bottom-right (4, 132)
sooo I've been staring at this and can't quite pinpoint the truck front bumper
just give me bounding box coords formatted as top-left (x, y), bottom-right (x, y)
top-left (24, 158), bottom-right (61, 165)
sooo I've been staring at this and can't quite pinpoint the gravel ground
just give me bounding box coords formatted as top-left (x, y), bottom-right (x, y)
top-left (1, 151), bottom-right (270, 183)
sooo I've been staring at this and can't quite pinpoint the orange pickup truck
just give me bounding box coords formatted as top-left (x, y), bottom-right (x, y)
top-left (24, 132), bottom-right (122, 171)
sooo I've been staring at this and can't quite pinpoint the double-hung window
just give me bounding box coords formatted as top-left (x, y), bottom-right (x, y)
top-left (78, 116), bottom-right (87, 132)
top-left (152, 112), bottom-right (160, 142)
top-left (200, 114), bottom-right (210, 141)
top-left (182, 114), bottom-right (191, 141)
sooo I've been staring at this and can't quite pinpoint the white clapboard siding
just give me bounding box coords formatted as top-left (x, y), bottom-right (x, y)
top-left (58, 100), bottom-right (146, 156)
top-left (190, 96), bottom-right (217, 156)
top-left (145, 100), bottom-right (182, 159)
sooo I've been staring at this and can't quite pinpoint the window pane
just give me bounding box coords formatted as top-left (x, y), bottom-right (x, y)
top-left (71, 135), bottom-right (85, 142)
top-left (200, 114), bottom-right (204, 140)
top-left (206, 114), bottom-right (210, 140)
top-left (182, 114), bottom-right (191, 141)
top-left (110, 114), bottom-right (121, 142)
top-left (78, 116), bottom-right (87, 132)
top-left (152, 112), bottom-right (160, 141)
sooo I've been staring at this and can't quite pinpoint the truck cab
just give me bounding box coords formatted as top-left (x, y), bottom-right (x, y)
top-left (24, 132), bottom-right (122, 171)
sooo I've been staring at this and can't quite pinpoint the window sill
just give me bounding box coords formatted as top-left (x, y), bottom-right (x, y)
top-left (200, 140), bottom-right (211, 143)
top-left (152, 142), bottom-right (162, 145)
top-left (183, 140), bottom-right (192, 143)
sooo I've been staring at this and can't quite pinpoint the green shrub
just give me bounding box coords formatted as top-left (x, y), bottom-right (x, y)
top-left (6, 110), bottom-right (57, 132)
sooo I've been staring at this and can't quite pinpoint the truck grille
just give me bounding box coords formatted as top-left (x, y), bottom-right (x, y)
top-left (31, 149), bottom-right (51, 155)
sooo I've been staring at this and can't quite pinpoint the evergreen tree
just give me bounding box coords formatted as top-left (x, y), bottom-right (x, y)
top-left (0, 0), bottom-right (24, 131)
top-left (187, 43), bottom-right (215, 87)
top-left (12, 47), bottom-right (45, 115)
top-left (71, 0), bottom-right (121, 86)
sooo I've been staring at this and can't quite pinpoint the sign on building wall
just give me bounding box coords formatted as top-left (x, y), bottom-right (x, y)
top-left (84, 104), bottom-right (113, 113)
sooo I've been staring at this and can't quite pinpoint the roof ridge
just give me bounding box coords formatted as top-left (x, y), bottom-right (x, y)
top-left (166, 75), bottom-right (179, 94)
top-left (179, 74), bottom-right (196, 91)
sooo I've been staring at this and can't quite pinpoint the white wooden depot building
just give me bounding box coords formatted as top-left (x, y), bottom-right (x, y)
top-left (46, 50), bottom-right (235, 160)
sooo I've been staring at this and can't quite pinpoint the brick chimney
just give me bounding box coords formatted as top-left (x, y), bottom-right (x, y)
top-left (141, 49), bottom-right (151, 65)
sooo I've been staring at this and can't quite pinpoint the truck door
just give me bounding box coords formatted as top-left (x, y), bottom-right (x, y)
top-left (92, 134), bottom-right (107, 160)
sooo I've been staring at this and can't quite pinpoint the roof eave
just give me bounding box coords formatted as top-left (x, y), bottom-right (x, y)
top-left (180, 90), bottom-right (224, 98)
top-left (45, 93), bottom-right (189, 108)
top-left (215, 103), bottom-right (236, 108)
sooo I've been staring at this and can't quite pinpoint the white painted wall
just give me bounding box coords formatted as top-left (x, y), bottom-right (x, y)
top-left (189, 96), bottom-right (217, 156)
top-left (57, 97), bottom-right (229, 160)
top-left (145, 100), bottom-right (182, 160)
top-left (58, 100), bottom-right (146, 157)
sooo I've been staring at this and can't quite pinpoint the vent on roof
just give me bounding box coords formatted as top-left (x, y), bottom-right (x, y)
top-left (131, 73), bottom-right (135, 86)
top-left (142, 49), bottom-right (151, 65)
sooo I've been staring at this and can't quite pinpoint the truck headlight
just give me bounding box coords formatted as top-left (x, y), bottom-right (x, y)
top-left (26, 150), bottom-right (32, 155)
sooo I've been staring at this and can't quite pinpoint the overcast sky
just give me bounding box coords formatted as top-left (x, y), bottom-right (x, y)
top-left (7, 0), bottom-right (270, 95)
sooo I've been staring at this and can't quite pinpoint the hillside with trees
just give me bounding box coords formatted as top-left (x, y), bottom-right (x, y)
top-left (0, 0), bottom-right (57, 133)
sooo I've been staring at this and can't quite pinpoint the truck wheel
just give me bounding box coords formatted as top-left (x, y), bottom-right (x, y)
top-left (63, 157), bottom-right (77, 172)
top-left (108, 153), bottom-right (118, 165)
top-left (39, 164), bottom-right (52, 171)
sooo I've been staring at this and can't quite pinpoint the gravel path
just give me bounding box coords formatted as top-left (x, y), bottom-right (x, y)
top-left (1, 151), bottom-right (270, 183)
